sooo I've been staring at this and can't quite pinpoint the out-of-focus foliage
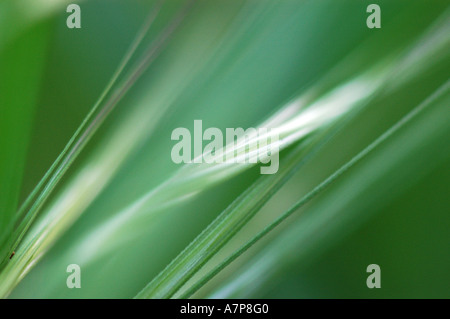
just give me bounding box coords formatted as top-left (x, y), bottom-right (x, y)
top-left (0, 0), bottom-right (449, 298)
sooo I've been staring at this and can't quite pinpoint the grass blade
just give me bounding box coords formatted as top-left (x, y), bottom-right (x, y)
top-left (181, 79), bottom-right (450, 298)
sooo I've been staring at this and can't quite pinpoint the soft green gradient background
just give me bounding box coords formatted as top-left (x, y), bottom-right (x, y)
top-left (1, 0), bottom-right (449, 298)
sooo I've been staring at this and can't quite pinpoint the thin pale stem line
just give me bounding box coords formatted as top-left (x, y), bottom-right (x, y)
top-left (0, 1), bottom-right (166, 267)
top-left (179, 80), bottom-right (450, 299)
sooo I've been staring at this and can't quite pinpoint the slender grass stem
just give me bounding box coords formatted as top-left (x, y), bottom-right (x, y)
top-left (178, 80), bottom-right (450, 298)
top-left (0, 2), bottom-right (166, 268)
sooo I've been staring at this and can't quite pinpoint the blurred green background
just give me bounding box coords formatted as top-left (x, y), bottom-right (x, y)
top-left (0, 0), bottom-right (449, 298)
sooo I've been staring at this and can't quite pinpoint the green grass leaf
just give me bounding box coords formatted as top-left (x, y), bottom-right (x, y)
top-left (185, 80), bottom-right (450, 298)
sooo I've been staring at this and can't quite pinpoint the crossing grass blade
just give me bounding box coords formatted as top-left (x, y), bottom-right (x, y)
top-left (1, 0), bottom-right (449, 299)
top-left (179, 80), bottom-right (450, 298)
